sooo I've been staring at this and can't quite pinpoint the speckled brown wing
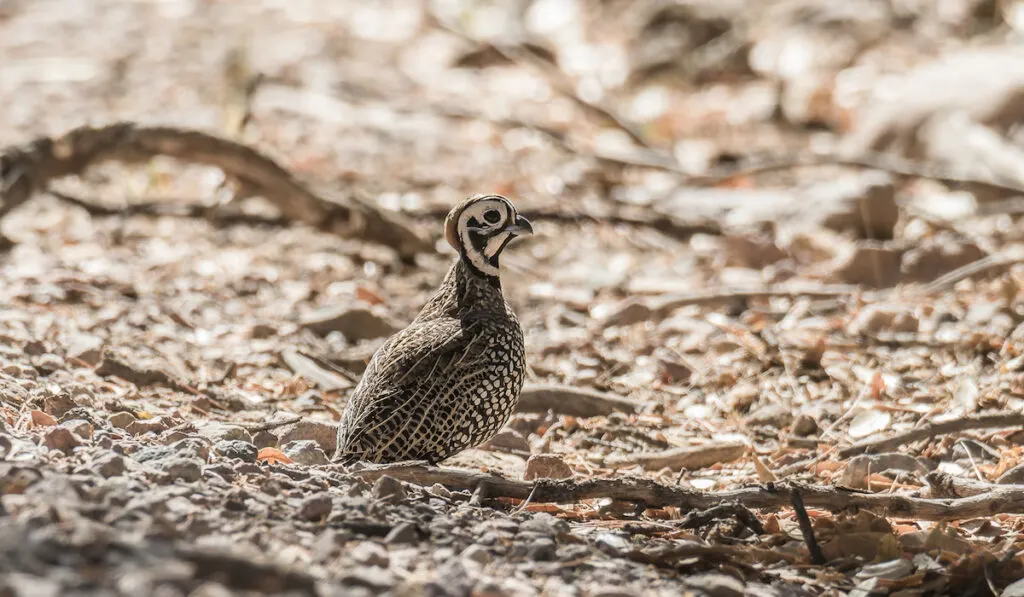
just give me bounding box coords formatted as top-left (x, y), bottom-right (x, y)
top-left (335, 315), bottom-right (475, 463)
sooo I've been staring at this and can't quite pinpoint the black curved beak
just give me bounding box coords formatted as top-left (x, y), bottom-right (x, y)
top-left (503, 214), bottom-right (534, 236)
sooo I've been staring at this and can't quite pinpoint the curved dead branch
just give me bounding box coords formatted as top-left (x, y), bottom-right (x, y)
top-left (0, 123), bottom-right (430, 258)
top-left (347, 462), bottom-right (1024, 521)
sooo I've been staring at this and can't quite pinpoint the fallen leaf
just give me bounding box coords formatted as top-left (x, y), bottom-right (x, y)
top-left (849, 409), bottom-right (891, 439)
top-left (30, 410), bottom-right (57, 427)
top-left (355, 286), bottom-right (385, 306)
top-left (258, 447), bottom-right (294, 464)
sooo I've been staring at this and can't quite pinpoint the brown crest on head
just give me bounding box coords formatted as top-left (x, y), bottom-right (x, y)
top-left (443, 194), bottom-right (483, 252)
top-left (442, 194), bottom-right (534, 279)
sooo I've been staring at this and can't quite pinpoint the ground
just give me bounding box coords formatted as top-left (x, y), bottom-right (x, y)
top-left (3, 1), bottom-right (1024, 596)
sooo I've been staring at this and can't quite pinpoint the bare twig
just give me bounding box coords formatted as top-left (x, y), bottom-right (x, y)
top-left (918, 253), bottom-right (1024, 296)
top-left (925, 471), bottom-right (997, 498)
top-left (604, 442), bottom-right (746, 471)
top-left (0, 123), bottom-right (430, 258)
top-left (688, 151), bottom-right (1024, 198)
top-left (49, 189), bottom-right (291, 227)
top-left (280, 349), bottom-right (354, 391)
top-left (517, 384), bottom-right (644, 417)
top-left (790, 489), bottom-right (825, 565)
top-left (677, 503), bottom-right (766, 535)
top-left (235, 413), bottom-right (304, 433)
top-left (345, 462), bottom-right (1024, 520)
top-left (839, 412), bottom-right (1024, 458)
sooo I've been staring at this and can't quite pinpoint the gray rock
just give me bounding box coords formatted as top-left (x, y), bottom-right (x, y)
top-left (460, 544), bottom-right (492, 565)
top-left (371, 475), bottom-right (406, 503)
top-left (348, 541), bottom-right (389, 567)
top-left (277, 420), bottom-right (338, 455)
top-left (792, 415), bottom-right (818, 437)
top-left (42, 428), bottom-right (80, 454)
top-left (523, 454), bottom-right (573, 481)
top-left (132, 445), bottom-right (175, 463)
top-left (108, 412), bottom-right (137, 429)
top-left (92, 453), bottom-right (126, 478)
top-left (171, 437), bottom-right (211, 461)
top-left (301, 305), bottom-right (400, 341)
top-left (281, 440), bottom-right (329, 466)
top-left (519, 513), bottom-right (568, 536)
top-left (297, 492), bottom-right (333, 521)
top-left (384, 522), bottom-right (419, 544)
top-left (195, 422), bottom-right (252, 443)
top-left (157, 457), bottom-right (203, 483)
top-left (126, 416), bottom-right (173, 436)
top-left (61, 419), bottom-right (94, 440)
top-left (42, 391), bottom-right (77, 418)
top-left (485, 429), bottom-right (530, 453)
top-left (526, 538), bottom-right (556, 561)
top-left (252, 430), bottom-right (278, 448)
top-left (203, 463), bottom-right (236, 483)
top-left (683, 573), bottom-right (746, 597)
top-left (213, 440), bottom-right (258, 463)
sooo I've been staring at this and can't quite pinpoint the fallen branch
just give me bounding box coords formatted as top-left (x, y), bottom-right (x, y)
top-left (346, 462), bottom-right (1024, 520)
top-left (688, 151), bottom-right (1024, 199)
top-left (0, 123), bottom-right (430, 258)
top-left (838, 412), bottom-right (1024, 458)
top-left (516, 384), bottom-right (643, 417)
top-left (49, 189), bottom-right (291, 228)
top-left (604, 441), bottom-right (746, 470)
top-left (918, 252), bottom-right (1024, 296)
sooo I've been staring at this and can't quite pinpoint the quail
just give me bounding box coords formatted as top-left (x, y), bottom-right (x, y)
top-left (334, 194), bottom-right (533, 464)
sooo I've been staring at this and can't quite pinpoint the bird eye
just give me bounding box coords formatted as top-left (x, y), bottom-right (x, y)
top-left (483, 209), bottom-right (502, 224)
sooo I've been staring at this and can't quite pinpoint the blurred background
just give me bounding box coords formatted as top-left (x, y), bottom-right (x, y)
top-left (5, 1), bottom-right (1024, 595)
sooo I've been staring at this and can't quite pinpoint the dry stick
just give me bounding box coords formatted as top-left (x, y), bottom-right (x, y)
top-left (838, 412), bottom-right (1024, 458)
top-left (49, 189), bottom-right (292, 228)
top-left (235, 413), bottom-right (304, 433)
top-left (0, 123), bottom-right (430, 258)
top-left (688, 151), bottom-right (1024, 196)
top-left (918, 253), bottom-right (1024, 296)
top-left (790, 489), bottom-right (826, 566)
top-left (923, 471), bottom-right (1017, 499)
top-left (347, 462), bottom-right (1024, 521)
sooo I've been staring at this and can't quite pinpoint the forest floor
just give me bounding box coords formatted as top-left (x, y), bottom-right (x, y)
top-left (4, 1), bottom-right (1024, 596)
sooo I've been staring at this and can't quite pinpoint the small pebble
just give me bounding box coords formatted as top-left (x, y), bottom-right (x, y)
top-left (157, 457), bottom-right (203, 483)
top-left (297, 492), bottom-right (333, 521)
top-left (61, 419), bottom-right (94, 440)
top-left (523, 454), bottom-right (573, 481)
top-left (213, 440), bottom-right (258, 463)
top-left (92, 454), bottom-right (126, 478)
top-left (42, 428), bottom-right (80, 454)
top-left (371, 475), bottom-right (406, 503)
top-left (281, 440), bottom-right (329, 466)
top-left (461, 544), bottom-right (492, 565)
top-left (252, 430), bottom-right (278, 448)
top-left (348, 541), bottom-right (389, 568)
top-left (384, 522), bottom-right (419, 544)
top-left (108, 412), bottom-right (137, 429)
top-left (171, 438), bottom-right (211, 461)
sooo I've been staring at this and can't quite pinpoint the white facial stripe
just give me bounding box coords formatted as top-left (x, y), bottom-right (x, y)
top-left (484, 231), bottom-right (512, 259)
top-left (455, 197), bottom-right (514, 277)
top-left (460, 222), bottom-right (500, 276)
